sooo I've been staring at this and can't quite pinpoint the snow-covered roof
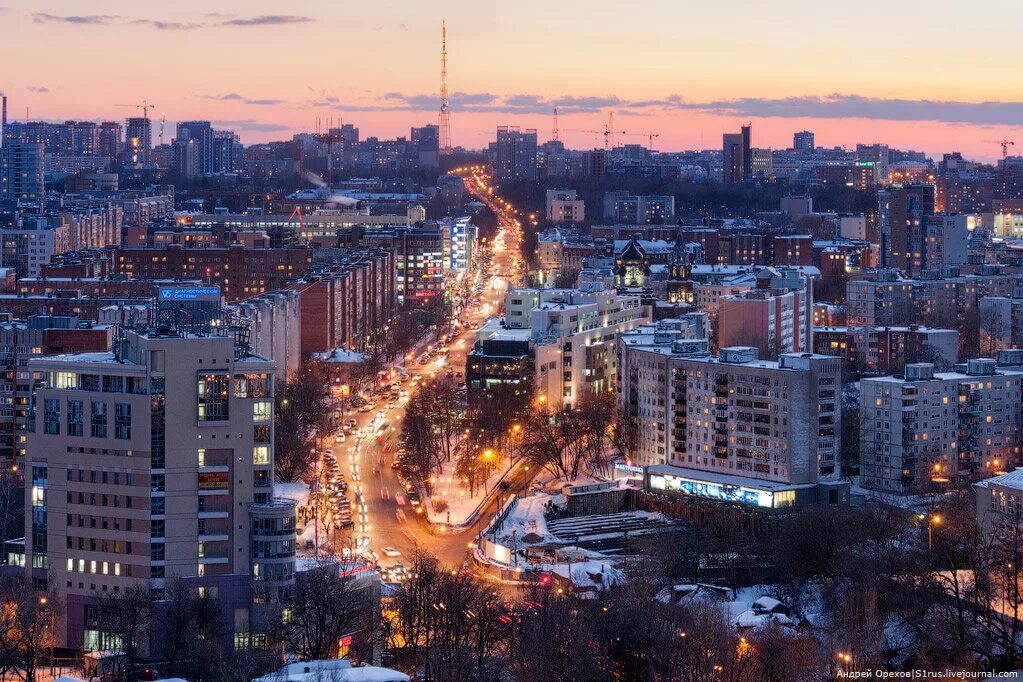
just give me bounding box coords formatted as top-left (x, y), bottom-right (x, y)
top-left (976, 468), bottom-right (1023, 492)
top-left (735, 610), bottom-right (794, 629)
top-left (552, 561), bottom-right (626, 592)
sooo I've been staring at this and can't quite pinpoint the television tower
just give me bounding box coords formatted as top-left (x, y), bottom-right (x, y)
top-left (438, 20), bottom-right (452, 155)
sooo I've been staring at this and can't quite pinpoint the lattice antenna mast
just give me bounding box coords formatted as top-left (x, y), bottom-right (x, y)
top-left (552, 107), bottom-right (559, 142)
top-left (438, 20), bottom-right (452, 154)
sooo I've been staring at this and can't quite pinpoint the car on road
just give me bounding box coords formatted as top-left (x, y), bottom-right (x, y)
top-left (334, 433), bottom-right (345, 443)
top-left (358, 403), bottom-right (372, 413)
top-left (407, 492), bottom-right (421, 506)
top-left (390, 459), bottom-right (401, 470)
top-left (382, 547), bottom-right (401, 558)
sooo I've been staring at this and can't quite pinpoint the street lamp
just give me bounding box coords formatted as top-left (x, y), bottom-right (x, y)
top-left (928, 514), bottom-right (943, 550)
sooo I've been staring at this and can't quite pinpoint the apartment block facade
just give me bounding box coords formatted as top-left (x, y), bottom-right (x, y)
top-left (23, 328), bottom-right (295, 650)
top-left (860, 353), bottom-right (1023, 494)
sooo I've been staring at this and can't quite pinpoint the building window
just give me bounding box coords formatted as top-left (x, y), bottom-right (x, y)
top-left (67, 400), bottom-right (84, 437)
top-left (253, 401), bottom-right (271, 422)
top-left (253, 446), bottom-right (270, 465)
top-left (233, 373), bottom-right (270, 399)
top-left (44, 399), bottom-right (60, 435)
top-left (114, 403), bottom-right (131, 440)
top-left (53, 372), bottom-right (77, 389)
top-left (197, 374), bottom-right (230, 422)
top-left (253, 424), bottom-right (270, 444)
top-left (91, 401), bottom-right (107, 438)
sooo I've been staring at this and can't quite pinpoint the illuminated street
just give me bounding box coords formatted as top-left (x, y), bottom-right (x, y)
top-left (322, 166), bottom-right (528, 569)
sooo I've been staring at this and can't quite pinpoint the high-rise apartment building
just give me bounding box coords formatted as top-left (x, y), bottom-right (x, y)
top-left (97, 122), bottom-right (122, 161)
top-left (175, 121), bottom-right (214, 176)
top-left (856, 143), bottom-right (891, 182)
top-left (23, 326), bottom-right (295, 650)
top-left (546, 189), bottom-right (585, 224)
top-left (793, 131), bottom-right (815, 152)
top-left (525, 282), bottom-right (652, 410)
top-left (0, 316), bottom-right (113, 466)
top-left (717, 267), bottom-right (813, 360)
top-left (879, 184), bottom-right (935, 270)
top-left (489, 127), bottom-right (538, 181)
top-left (125, 118), bottom-right (152, 166)
top-left (618, 332), bottom-right (843, 506)
top-left (722, 125), bottom-right (751, 184)
top-left (411, 125), bottom-right (440, 169)
top-left (602, 192), bottom-right (675, 225)
top-left (212, 130), bottom-right (241, 174)
top-left (920, 214), bottom-right (971, 275)
top-left (0, 142), bottom-right (45, 200)
top-left (860, 353), bottom-right (1023, 494)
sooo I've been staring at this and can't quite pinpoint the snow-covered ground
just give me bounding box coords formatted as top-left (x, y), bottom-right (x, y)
top-left (490, 492), bottom-right (558, 545)
top-left (424, 454), bottom-right (518, 527)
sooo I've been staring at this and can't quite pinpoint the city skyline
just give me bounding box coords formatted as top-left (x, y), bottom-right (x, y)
top-left (2, 0), bottom-right (1022, 160)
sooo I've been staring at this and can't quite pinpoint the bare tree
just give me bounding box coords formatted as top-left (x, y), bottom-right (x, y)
top-left (574, 388), bottom-right (618, 475)
top-left (0, 585), bottom-right (59, 682)
top-left (400, 378), bottom-right (464, 479)
top-left (387, 549), bottom-right (511, 681)
top-left (153, 580), bottom-right (225, 678)
top-left (94, 584), bottom-right (153, 674)
top-left (518, 406), bottom-right (599, 481)
top-left (0, 474), bottom-right (23, 559)
top-left (552, 267), bottom-right (580, 289)
top-left (270, 561), bottom-right (373, 661)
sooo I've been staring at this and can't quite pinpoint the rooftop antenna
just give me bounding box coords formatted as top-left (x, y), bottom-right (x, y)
top-left (552, 107), bottom-right (559, 142)
top-left (438, 20), bottom-right (452, 155)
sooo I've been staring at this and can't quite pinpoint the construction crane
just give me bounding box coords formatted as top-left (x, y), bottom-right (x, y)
top-left (567, 112), bottom-right (628, 151)
top-left (116, 100), bottom-right (155, 120)
top-left (312, 117), bottom-right (345, 182)
top-left (984, 139), bottom-right (1016, 159)
top-left (621, 131), bottom-right (660, 150)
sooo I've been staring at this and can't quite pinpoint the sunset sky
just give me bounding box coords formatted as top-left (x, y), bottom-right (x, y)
top-left (3, 0), bottom-right (1022, 160)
